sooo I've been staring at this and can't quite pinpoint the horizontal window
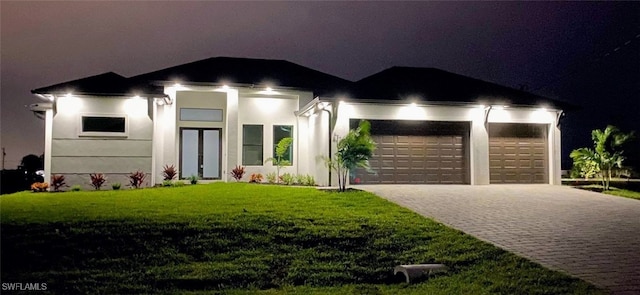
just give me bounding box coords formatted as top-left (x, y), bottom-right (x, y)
top-left (180, 108), bottom-right (223, 122)
top-left (80, 116), bottom-right (127, 136)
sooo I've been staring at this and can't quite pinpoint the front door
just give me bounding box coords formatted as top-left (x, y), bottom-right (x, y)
top-left (180, 128), bottom-right (221, 179)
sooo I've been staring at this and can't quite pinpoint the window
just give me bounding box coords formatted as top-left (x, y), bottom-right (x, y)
top-left (273, 125), bottom-right (293, 165)
top-left (180, 108), bottom-right (223, 122)
top-left (80, 115), bottom-right (127, 136)
top-left (242, 125), bottom-right (263, 165)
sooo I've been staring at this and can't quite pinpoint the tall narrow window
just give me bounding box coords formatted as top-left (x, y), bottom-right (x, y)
top-left (273, 125), bottom-right (293, 165)
top-left (243, 125), bottom-right (263, 165)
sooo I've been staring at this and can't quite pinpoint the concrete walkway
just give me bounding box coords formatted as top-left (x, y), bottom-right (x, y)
top-left (357, 184), bottom-right (640, 294)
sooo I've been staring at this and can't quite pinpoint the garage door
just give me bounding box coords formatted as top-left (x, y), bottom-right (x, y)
top-left (489, 123), bottom-right (548, 184)
top-left (353, 120), bottom-right (470, 184)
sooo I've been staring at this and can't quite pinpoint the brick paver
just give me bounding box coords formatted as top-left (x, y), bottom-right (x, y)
top-left (358, 184), bottom-right (640, 295)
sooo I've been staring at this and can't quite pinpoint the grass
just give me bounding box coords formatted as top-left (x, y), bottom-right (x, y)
top-left (573, 184), bottom-right (640, 200)
top-left (603, 188), bottom-right (640, 200)
top-left (1, 183), bottom-right (600, 294)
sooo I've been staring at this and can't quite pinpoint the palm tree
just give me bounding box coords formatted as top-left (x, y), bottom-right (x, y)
top-left (570, 125), bottom-right (634, 190)
top-left (325, 120), bottom-right (376, 192)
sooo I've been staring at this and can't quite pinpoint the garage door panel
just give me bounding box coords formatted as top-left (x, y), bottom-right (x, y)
top-left (354, 120), bottom-right (469, 184)
top-left (489, 123), bottom-right (548, 184)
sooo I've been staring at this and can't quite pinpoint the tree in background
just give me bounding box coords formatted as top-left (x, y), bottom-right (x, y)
top-left (570, 125), bottom-right (634, 190)
top-left (20, 154), bottom-right (43, 172)
top-left (324, 120), bottom-right (376, 192)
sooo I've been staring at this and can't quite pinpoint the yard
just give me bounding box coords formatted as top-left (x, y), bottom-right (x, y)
top-left (1, 183), bottom-right (600, 294)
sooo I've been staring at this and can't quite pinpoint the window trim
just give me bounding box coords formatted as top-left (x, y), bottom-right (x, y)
top-left (272, 125), bottom-right (293, 166)
top-left (179, 108), bottom-right (224, 122)
top-left (78, 114), bottom-right (129, 137)
top-left (242, 124), bottom-right (264, 166)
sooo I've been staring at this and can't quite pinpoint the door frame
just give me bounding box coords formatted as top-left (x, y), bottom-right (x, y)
top-left (179, 127), bottom-right (223, 180)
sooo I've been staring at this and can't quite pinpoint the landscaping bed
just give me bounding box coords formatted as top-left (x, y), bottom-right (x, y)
top-left (1, 183), bottom-right (601, 294)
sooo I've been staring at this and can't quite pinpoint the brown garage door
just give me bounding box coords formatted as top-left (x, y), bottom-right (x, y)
top-left (353, 120), bottom-right (470, 184)
top-left (489, 123), bottom-right (548, 184)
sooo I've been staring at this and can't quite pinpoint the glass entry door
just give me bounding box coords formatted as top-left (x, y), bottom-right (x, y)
top-left (180, 128), bottom-right (221, 179)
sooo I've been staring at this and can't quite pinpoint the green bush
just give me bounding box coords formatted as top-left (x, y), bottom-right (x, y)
top-left (162, 180), bottom-right (173, 187)
top-left (266, 172), bottom-right (277, 184)
top-left (300, 174), bottom-right (316, 186)
top-left (188, 175), bottom-right (199, 185)
top-left (173, 181), bottom-right (186, 187)
top-left (70, 185), bottom-right (82, 192)
top-left (111, 183), bottom-right (121, 190)
top-left (281, 173), bottom-right (295, 185)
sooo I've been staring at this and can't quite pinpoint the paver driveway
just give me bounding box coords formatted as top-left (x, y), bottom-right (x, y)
top-left (358, 184), bottom-right (640, 295)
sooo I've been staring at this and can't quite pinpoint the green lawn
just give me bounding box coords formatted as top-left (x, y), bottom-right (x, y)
top-left (571, 184), bottom-right (640, 200)
top-left (603, 188), bottom-right (640, 200)
top-left (1, 183), bottom-right (600, 294)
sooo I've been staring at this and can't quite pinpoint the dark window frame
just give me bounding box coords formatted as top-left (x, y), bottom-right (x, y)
top-left (242, 125), bottom-right (264, 166)
top-left (272, 125), bottom-right (293, 166)
top-left (179, 127), bottom-right (223, 180)
top-left (79, 115), bottom-right (128, 137)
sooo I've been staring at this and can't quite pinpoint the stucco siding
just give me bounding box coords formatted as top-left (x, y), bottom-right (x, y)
top-left (52, 157), bottom-right (151, 174)
top-left (307, 111), bottom-right (330, 186)
top-left (331, 102), bottom-right (560, 185)
top-left (237, 95), bottom-right (300, 178)
top-left (52, 139), bottom-right (152, 157)
top-left (49, 95), bottom-right (153, 188)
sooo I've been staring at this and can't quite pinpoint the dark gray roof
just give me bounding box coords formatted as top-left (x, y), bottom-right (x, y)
top-left (130, 57), bottom-right (352, 95)
top-left (351, 67), bottom-right (574, 109)
top-left (31, 72), bottom-right (161, 96)
top-left (31, 57), bottom-right (572, 110)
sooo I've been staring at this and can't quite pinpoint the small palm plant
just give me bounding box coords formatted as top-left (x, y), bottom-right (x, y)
top-left (570, 125), bottom-right (634, 190)
top-left (323, 120), bottom-right (376, 192)
top-left (265, 137), bottom-right (293, 183)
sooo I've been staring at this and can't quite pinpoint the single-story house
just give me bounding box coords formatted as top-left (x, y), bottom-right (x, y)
top-left (30, 57), bottom-right (570, 188)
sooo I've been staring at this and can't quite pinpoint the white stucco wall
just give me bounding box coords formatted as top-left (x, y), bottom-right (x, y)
top-left (49, 95), bottom-right (153, 189)
top-left (304, 111), bottom-right (331, 186)
top-left (155, 85), bottom-right (312, 183)
top-left (237, 95), bottom-right (301, 178)
top-left (324, 101), bottom-right (561, 185)
top-left (156, 87), bottom-right (228, 183)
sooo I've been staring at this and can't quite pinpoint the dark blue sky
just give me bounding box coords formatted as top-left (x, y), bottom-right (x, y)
top-left (1, 2), bottom-right (638, 169)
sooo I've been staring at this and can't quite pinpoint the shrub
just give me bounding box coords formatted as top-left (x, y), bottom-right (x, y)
top-left (265, 137), bottom-right (293, 183)
top-left (308, 175), bottom-right (317, 186)
top-left (30, 182), bottom-right (49, 192)
top-left (249, 173), bottom-right (263, 183)
top-left (112, 183), bottom-right (121, 190)
top-left (173, 181), bottom-right (186, 187)
top-left (324, 120), bottom-right (376, 192)
top-left (298, 174), bottom-right (316, 186)
top-left (188, 175), bottom-right (199, 185)
top-left (162, 164), bottom-right (178, 181)
top-left (230, 165), bottom-right (246, 182)
top-left (162, 180), bottom-right (173, 187)
top-left (128, 171), bottom-right (146, 189)
top-left (266, 172), bottom-right (277, 184)
top-left (51, 174), bottom-right (67, 192)
top-left (71, 185), bottom-right (82, 192)
top-left (281, 173), bottom-right (295, 185)
top-left (89, 173), bottom-right (106, 190)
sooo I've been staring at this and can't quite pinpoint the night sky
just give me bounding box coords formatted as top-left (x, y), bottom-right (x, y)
top-left (1, 2), bottom-right (638, 170)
